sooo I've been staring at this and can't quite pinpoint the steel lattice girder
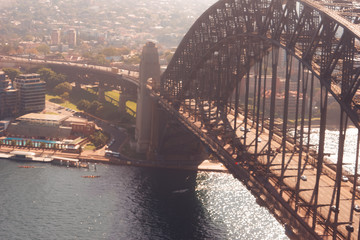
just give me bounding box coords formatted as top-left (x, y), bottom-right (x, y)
top-left (161, 0), bottom-right (360, 129)
top-left (159, 0), bottom-right (360, 239)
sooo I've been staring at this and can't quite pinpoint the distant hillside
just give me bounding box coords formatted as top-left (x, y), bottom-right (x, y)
top-left (0, 0), bottom-right (217, 48)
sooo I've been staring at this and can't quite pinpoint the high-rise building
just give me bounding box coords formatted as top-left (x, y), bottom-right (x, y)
top-left (51, 29), bottom-right (61, 45)
top-left (14, 74), bottom-right (46, 114)
top-left (0, 71), bottom-right (19, 119)
top-left (67, 29), bottom-right (77, 47)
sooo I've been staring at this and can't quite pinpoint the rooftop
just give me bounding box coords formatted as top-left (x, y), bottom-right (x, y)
top-left (18, 74), bottom-right (40, 77)
top-left (18, 113), bottom-right (70, 122)
top-left (65, 116), bottom-right (88, 124)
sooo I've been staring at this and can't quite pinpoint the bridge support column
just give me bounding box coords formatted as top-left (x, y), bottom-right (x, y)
top-left (147, 101), bottom-right (161, 160)
top-left (98, 82), bottom-right (105, 102)
top-left (119, 87), bottom-right (129, 113)
top-left (135, 42), bottom-right (160, 153)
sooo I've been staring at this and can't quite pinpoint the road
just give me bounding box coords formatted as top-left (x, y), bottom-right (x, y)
top-left (0, 55), bottom-right (140, 83)
top-left (228, 112), bottom-right (360, 238)
top-left (178, 99), bottom-right (360, 239)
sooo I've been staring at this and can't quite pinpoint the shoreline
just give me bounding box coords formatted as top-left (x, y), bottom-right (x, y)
top-left (0, 146), bottom-right (229, 173)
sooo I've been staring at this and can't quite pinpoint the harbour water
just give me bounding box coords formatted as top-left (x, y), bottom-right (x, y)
top-left (0, 159), bottom-right (289, 240)
top-left (303, 127), bottom-right (359, 174)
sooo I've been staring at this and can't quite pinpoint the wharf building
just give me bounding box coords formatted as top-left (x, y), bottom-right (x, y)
top-left (7, 113), bottom-right (96, 139)
top-left (14, 74), bottom-right (46, 114)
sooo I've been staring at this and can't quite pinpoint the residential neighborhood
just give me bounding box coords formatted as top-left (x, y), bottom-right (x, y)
top-left (0, 0), bottom-right (216, 65)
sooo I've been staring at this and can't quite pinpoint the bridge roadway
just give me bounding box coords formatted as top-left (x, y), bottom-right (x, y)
top-left (226, 112), bottom-right (359, 239)
top-left (0, 55), bottom-right (140, 86)
top-left (155, 94), bottom-right (359, 239)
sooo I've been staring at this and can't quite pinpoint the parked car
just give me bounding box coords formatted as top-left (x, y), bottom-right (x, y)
top-left (300, 175), bottom-right (307, 181)
top-left (341, 175), bottom-right (349, 182)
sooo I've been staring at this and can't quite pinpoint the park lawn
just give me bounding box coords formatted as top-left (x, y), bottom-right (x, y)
top-left (86, 88), bottom-right (119, 106)
top-left (86, 88), bottom-right (136, 114)
top-left (86, 87), bottom-right (97, 95)
top-left (42, 111), bottom-right (60, 115)
top-left (126, 101), bottom-right (137, 115)
top-left (72, 88), bottom-right (124, 120)
top-left (84, 143), bottom-right (96, 151)
top-left (46, 94), bottom-right (80, 111)
top-left (105, 90), bottom-right (120, 101)
top-left (47, 88), bottom-right (136, 122)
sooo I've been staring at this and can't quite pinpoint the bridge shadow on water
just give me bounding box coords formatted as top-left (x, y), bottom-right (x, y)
top-left (132, 168), bottom-right (226, 240)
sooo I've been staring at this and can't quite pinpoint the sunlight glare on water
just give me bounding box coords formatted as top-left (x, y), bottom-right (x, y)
top-left (196, 172), bottom-right (289, 240)
top-left (0, 160), bottom-right (289, 240)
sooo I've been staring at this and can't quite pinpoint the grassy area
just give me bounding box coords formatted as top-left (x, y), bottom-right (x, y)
top-left (126, 101), bottom-right (137, 113)
top-left (46, 94), bottom-right (80, 111)
top-left (105, 90), bottom-right (120, 102)
top-left (84, 143), bottom-right (96, 151)
top-left (72, 137), bottom-right (85, 144)
top-left (47, 87), bottom-right (136, 123)
top-left (72, 88), bottom-right (136, 122)
top-left (84, 87), bottom-right (137, 119)
top-left (87, 88), bottom-right (97, 95)
top-left (42, 111), bottom-right (60, 115)
top-left (87, 87), bottom-right (119, 106)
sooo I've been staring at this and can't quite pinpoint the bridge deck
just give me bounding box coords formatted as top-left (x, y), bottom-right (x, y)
top-left (175, 98), bottom-right (360, 239)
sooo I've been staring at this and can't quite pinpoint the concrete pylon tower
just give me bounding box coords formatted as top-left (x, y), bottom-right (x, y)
top-left (135, 42), bottom-right (160, 153)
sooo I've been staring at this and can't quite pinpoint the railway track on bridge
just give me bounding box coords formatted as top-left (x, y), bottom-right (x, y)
top-left (152, 90), bottom-right (360, 239)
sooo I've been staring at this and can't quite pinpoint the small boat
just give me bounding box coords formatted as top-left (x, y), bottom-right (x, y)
top-left (11, 151), bottom-right (36, 161)
top-left (18, 166), bottom-right (36, 168)
top-left (81, 175), bottom-right (101, 178)
top-left (172, 189), bottom-right (189, 194)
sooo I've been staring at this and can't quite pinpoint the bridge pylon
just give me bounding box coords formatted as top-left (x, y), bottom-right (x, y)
top-left (135, 42), bottom-right (161, 153)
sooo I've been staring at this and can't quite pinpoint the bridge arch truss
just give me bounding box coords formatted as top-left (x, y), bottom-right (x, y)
top-left (159, 0), bottom-right (360, 239)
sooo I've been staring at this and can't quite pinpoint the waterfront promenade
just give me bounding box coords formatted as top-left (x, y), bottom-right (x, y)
top-left (0, 145), bottom-right (228, 173)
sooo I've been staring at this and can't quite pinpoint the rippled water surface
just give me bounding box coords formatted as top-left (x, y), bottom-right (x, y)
top-left (0, 160), bottom-right (288, 240)
top-left (302, 127), bottom-right (359, 173)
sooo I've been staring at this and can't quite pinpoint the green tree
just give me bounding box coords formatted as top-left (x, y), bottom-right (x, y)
top-left (102, 47), bottom-right (118, 57)
top-left (118, 47), bottom-right (130, 55)
top-left (60, 92), bottom-right (70, 100)
top-left (124, 54), bottom-right (141, 65)
top-left (54, 82), bottom-right (72, 95)
top-left (23, 35), bottom-right (34, 41)
top-left (77, 99), bottom-right (91, 111)
top-left (37, 67), bottom-right (66, 89)
top-left (0, 45), bottom-right (14, 55)
top-left (102, 46), bottom-right (131, 57)
top-left (3, 68), bottom-right (21, 82)
top-left (93, 54), bottom-right (110, 66)
top-left (37, 67), bottom-right (56, 82)
top-left (36, 44), bottom-right (50, 56)
top-left (82, 51), bottom-right (93, 59)
top-left (89, 100), bottom-right (103, 114)
top-left (89, 131), bottom-right (108, 148)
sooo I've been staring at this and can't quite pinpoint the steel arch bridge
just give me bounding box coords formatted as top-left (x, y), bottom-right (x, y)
top-left (156, 0), bottom-right (360, 239)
